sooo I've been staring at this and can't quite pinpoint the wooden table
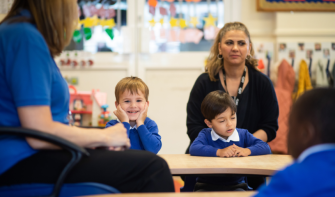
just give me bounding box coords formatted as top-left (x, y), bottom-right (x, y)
top-left (82, 155), bottom-right (289, 197)
top-left (84, 191), bottom-right (255, 197)
top-left (159, 154), bottom-right (292, 176)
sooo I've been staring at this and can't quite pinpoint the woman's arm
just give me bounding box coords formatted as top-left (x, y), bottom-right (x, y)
top-left (253, 129), bottom-right (268, 142)
top-left (18, 106), bottom-right (130, 150)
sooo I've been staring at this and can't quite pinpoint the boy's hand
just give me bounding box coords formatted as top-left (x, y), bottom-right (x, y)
top-left (233, 144), bottom-right (251, 157)
top-left (136, 102), bottom-right (148, 127)
top-left (216, 145), bottom-right (237, 158)
top-left (113, 104), bottom-right (129, 123)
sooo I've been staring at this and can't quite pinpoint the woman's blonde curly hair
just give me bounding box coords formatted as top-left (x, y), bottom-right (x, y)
top-left (206, 22), bottom-right (258, 81)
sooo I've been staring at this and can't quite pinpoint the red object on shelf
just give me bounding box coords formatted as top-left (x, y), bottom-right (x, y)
top-left (72, 60), bottom-right (78, 67)
top-left (81, 60), bottom-right (86, 67)
top-left (88, 59), bottom-right (94, 66)
top-left (71, 110), bottom-right (92, 114)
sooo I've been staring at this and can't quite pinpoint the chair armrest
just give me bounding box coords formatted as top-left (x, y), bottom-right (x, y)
top-left (0, 127), bottom-right (89, 156)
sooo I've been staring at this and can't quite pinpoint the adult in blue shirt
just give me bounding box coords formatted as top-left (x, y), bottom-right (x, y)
top-left (0, 0), bottom-right (174, 193)
top-left (255, 88), bottom-right (335, 197)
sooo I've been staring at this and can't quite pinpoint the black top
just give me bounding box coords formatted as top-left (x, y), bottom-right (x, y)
top-left (186, 66), bottom-right (279, 152)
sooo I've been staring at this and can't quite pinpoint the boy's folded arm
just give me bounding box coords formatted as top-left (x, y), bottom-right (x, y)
top-left (137, 122), bottom-right (162, 154)
top-left (245, 131), bottom-right (272, 156)
top-left (189, 132), bottom-right (218, 157)
top-left (190, 143), bottom-right (219, 157)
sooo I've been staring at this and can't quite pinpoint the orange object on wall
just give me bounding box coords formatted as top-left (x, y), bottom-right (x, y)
top-left (258, 59), bottom-right (265, 70)
top-left (148, 0), bottom-right (158, 7)
top-left (268, 59), bottom-right (295, 154)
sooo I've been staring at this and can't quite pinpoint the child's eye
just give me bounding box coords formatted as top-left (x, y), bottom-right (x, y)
top-left (137, 100), bottom-right (142, 102)
top-left (220, 120), bottom-right (225, 123)
top-left (124, 101), bottom-right (130, 103)
top-left (231, 117), bottom-right (236, 119)
top-left (226, 41), bottom-right (233, 45)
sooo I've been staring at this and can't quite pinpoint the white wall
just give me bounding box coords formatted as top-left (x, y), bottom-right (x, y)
top-left (241, 0), bottom-right (335, 44)
top-left (241, 0), bottom-right (276, 43)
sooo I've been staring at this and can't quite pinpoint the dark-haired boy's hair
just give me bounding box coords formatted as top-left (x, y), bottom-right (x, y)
top-left (201, 90), bottom-right (237, 121)
top-left (291, 88), bottom-right (335, 143)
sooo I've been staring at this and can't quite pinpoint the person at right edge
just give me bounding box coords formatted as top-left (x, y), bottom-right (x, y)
top-left (254, 88), bottom-right (335, 197)
top-left (185, 22), bottom-right (279, 190)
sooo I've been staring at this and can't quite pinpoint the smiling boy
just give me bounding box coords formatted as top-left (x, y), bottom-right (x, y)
top-left (190, 90), bottom-right (271, 191)
top-left (105, 77), bottom-right (162, 154)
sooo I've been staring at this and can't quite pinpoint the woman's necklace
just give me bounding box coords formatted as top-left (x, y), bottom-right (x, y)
top-left (222, 66), bottom-right (247, 108)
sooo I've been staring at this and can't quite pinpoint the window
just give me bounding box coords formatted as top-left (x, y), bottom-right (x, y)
top-left (144, 0), bottom-right (224, 53)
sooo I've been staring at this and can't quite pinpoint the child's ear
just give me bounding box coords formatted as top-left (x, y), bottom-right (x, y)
top-left (115, 101), bottom-right (119, 108)
top-left (204, 119), bottom-right (212, 128)
top-left (146, 101), bottom-right (149, 107)
top-left (303, 122), bottom-right (317, 146)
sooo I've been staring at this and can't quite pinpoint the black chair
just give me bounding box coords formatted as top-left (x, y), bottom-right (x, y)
top-left (0, 127), bottom-right (120, 197)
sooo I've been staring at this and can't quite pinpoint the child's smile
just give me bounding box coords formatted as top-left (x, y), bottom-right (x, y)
top-left (117, 90), bottom-right (147, 121)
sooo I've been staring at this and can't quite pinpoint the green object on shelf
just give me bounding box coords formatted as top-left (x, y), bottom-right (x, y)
top-left (105, 28), bottom-right (114, 40)
top-left (84, 27), bottom-right (92, 40)
top-left (73, 30), bottom-right (82, 43)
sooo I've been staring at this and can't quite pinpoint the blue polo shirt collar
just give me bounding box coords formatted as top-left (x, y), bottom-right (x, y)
top-left (297, 143), bottom-right (335, 163)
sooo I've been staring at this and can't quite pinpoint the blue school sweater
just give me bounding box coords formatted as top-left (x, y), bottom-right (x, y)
top-left (255, 144), bottom-right (335, 197)
top-left (190, 128), bottom-right (271, 185)
top-left (106, 117), bottom-right (162, 154)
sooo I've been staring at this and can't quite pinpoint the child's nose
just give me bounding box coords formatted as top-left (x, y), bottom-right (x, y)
top-left (227, 119), bottom-right (232, 127)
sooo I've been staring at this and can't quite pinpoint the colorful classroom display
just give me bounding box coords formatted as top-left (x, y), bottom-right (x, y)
top-left (148, 0), bottom-right (220, 44)
top-left (73, 3), bottom-right (116, 43)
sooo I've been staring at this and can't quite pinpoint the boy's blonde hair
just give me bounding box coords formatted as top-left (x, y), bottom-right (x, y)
top-left (115, 77), bottom-right (149, 102)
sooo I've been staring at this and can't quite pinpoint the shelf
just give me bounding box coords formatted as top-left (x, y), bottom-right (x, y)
top-left (71, 110), bottom-right (92, 114)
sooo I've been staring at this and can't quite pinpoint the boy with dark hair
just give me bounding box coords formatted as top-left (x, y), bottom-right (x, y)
top-left (255, 88), bottom-right (335, 197)
top-left (105, 77), bottom-right (161, 154)
top-left (190, 90), bottom-right (271, 191)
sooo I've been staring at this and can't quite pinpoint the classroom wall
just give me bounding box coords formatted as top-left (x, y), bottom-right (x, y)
top-left (4, 1), bottom-right (333, 154)
top-left (241, 0), bottom-right (276, 43)
top-left (241, 0), bottom-right (335, 43)
top-left (59, 2), bottom-right (335, 154)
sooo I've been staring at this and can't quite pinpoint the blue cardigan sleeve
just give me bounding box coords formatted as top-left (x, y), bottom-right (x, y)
top-left (244, 130), bottom-right (271, 156)
top-left (136, 119), bottom-right (162, 154)
top-left (189, 129), bottom-right (218, 157)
